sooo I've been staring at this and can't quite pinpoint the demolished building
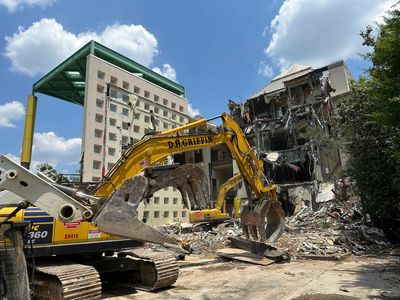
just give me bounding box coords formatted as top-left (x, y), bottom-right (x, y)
top-left (229, 61), bottom-right (352, 208)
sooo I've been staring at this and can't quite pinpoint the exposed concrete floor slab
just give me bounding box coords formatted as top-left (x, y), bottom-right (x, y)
top-left (102, 255), bottom-right (400, 300)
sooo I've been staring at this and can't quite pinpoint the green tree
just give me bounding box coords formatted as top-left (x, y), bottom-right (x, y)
top-left (36, 162), bottom-right (58, 181)
top-left (337, 8), bottom-right (400, 243)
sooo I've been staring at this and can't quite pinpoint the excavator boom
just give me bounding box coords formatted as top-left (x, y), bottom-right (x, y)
top-left (0, 113), bottom-right (286, 246)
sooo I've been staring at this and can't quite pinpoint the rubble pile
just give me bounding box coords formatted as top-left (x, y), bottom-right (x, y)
top-left (156, 199), bottom-right (391, 259)
top-left (276, 201), bottom-right (391, 257)
top-left (159, 222), bottom-right (243, 255)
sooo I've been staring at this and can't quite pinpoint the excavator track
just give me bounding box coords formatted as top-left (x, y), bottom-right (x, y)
top-left (31, 262), bottom-right (101, 299)
top-left (29, 249), bottom-right (179, 299)
top-left (119, 248), bottom-right (179, 291)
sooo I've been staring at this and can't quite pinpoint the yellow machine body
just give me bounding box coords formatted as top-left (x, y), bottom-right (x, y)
top-left (0, 206), bottom-right (119, 247)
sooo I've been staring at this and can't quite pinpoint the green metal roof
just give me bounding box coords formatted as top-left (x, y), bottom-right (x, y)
top-left (33, 40), bottom-right (185, 105)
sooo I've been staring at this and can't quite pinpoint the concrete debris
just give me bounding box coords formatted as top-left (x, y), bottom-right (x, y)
top-left (316, 182), bottom-right (335, 203)
top-left (158, 222), bottom-right (243, 255)
top-left (276, 201), bottom-right (391, 258)
top-left (155, 199), bottom-right (391, 260)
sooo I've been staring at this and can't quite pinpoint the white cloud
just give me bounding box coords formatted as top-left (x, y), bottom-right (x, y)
top-left (32, 131), bottom-right (81, 167)
top-left (188, 103), bottom-right (200, 117)
top-left (4, 153), bottom-right (41, 170)
top-left (0, 0), bottom-right (55, 13)
top-left (4, 153), bottom-right (20, 163)
top-left (4, 18), bottom-right (159, 76)
top-left (258, 61), bottom-right (273, 78)
top-left (0, 101), bottom-right (25, 127)
top-left (152, 63), bottom-right (178, 82)
top-left (265, 0), bottom-right (396, 70)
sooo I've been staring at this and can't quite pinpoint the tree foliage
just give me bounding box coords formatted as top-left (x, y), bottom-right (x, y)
top-left (36, 162), bottom-right (58, 181)
top-left (337, 9), bottom-right (400, 243)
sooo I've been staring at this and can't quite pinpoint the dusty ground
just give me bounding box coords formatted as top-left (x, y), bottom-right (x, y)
top-left (102, 253), bottom-right (400, 300)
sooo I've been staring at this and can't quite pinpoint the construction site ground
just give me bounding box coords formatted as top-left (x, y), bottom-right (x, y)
top-left (102, 252), bottom-right (400, 300)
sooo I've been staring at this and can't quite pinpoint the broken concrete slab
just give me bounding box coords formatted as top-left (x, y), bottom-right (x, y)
top-left (216, 248), bottom-right (275, 266)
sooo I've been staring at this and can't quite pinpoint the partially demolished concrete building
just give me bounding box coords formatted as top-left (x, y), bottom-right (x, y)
top-left (229, 61), bottom-right (352, 208)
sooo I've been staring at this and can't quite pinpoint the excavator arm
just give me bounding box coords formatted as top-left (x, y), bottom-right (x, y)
top-left (0, 113), bottom-right (285, 246)
top-left (93, 113), bottom-right (285, 242)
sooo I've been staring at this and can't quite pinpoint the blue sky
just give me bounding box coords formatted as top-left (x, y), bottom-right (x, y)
top-left (0, 0), bottom-right (396, 172)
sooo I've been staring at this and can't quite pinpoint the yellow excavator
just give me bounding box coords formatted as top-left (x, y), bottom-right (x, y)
top-left (189, 173), bottom-right (242, 223)
top-left (0, 113), bottom-right (286, 298)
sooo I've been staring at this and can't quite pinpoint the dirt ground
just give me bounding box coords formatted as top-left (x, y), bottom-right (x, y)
top-left (102, 253), bottom-right (400, 300)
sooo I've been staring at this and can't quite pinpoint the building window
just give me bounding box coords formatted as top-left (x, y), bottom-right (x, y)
top-left (96, 98), bottom-right (104, 108)
top-left (171, 113), bottom-right (176, 120)
top-left (180, 116), bottom-right (184, 123)
top-left (171, 102), bottom-right (176, 109)
top-left (163, 98), bottom-right (168, 105)
top-left (109, 89), bottom-right (118, 99)
top-left (133, 125), bottom-right (140, 133)
top-left (95, 114), bottom-right (103, 123)
top-left (93, 144), bottom-right (102, 153)
top-left (122, 122), bottom-right (130, 130)
top-left (122, 93), bottom-right (129, 103)
top-left (143, 211), bottom-right (149, 220)
top-left (97, 70), bottom-right (105, 79)
top-left (144, 90), bottom-right (150, 98)
top-left (134, 113), bottom-right (140, 120)
top-left (122, 108), bottom-right (129, 116)
top-left (122, 135), bottom-right (128, 144)
top-left (173, 197), bottom-right (178, 204)
top-left (144, 103), bottom-right (150, 110)
top-left (107, 162), bottom-right (114, 170)
top-left (94, 129), bottom-right (103, 138)
top-left (97, 84), bottom-right (105, 94)
top-left (154, 211), bottom-right (160, 218)
top-left (110, 76), bottom-right (118, 85)
top-left (163, 110), bottom-right (168, 117)
top-left (123, 81), bottom-right (129, 90)
top-left (93, 160), bottom-right (101, 169)
top-left (154, 197), bottom-right (160, 204)
top-left (108, 132), bottom-right (117, 141)
top-left (134, 86), bottom-right (140, 94)
top-left (173, 211), bottom-right (178, 218)
top-left (163, 211), bottom-right (169, 218)
top-left (154, 94), bottom-right (159, 102)
top-left (109, 118), bottom-right (116, 126)
top-left (182, 211), bottom-right (187, 218)
top-left (154, 107), bottom-right (159, 114)
top-left (164, 197), bottom-right (169, 204)
top-left (109, 103), bottom-right (117, 112)
top-left (163, 122), bottom-right (168, 129)
top-left (195, 150), bottom-right (203, 163)
top-left (108, 147), bottom-right (116, 156)
top-left (144, 116), bottom-right (150, 123)
top-left (92, 176), bottom-right (101, 182)
top-left (179, 105), bottom-right (184, 112)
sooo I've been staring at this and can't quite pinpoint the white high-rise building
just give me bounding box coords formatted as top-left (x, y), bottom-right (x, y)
top-left (78, 42), bottom-right (190, 226)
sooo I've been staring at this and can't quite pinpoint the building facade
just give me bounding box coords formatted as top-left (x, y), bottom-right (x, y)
top-left (229, 60), bottom-right (352, 206)
top-left (82, 54), bottom-right (190, 226)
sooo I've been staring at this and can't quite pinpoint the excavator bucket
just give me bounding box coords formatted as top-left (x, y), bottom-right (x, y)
top-left (241, 198), bottom-right (286, 243)
top-left (93, 164), bottom-right (210, 246)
